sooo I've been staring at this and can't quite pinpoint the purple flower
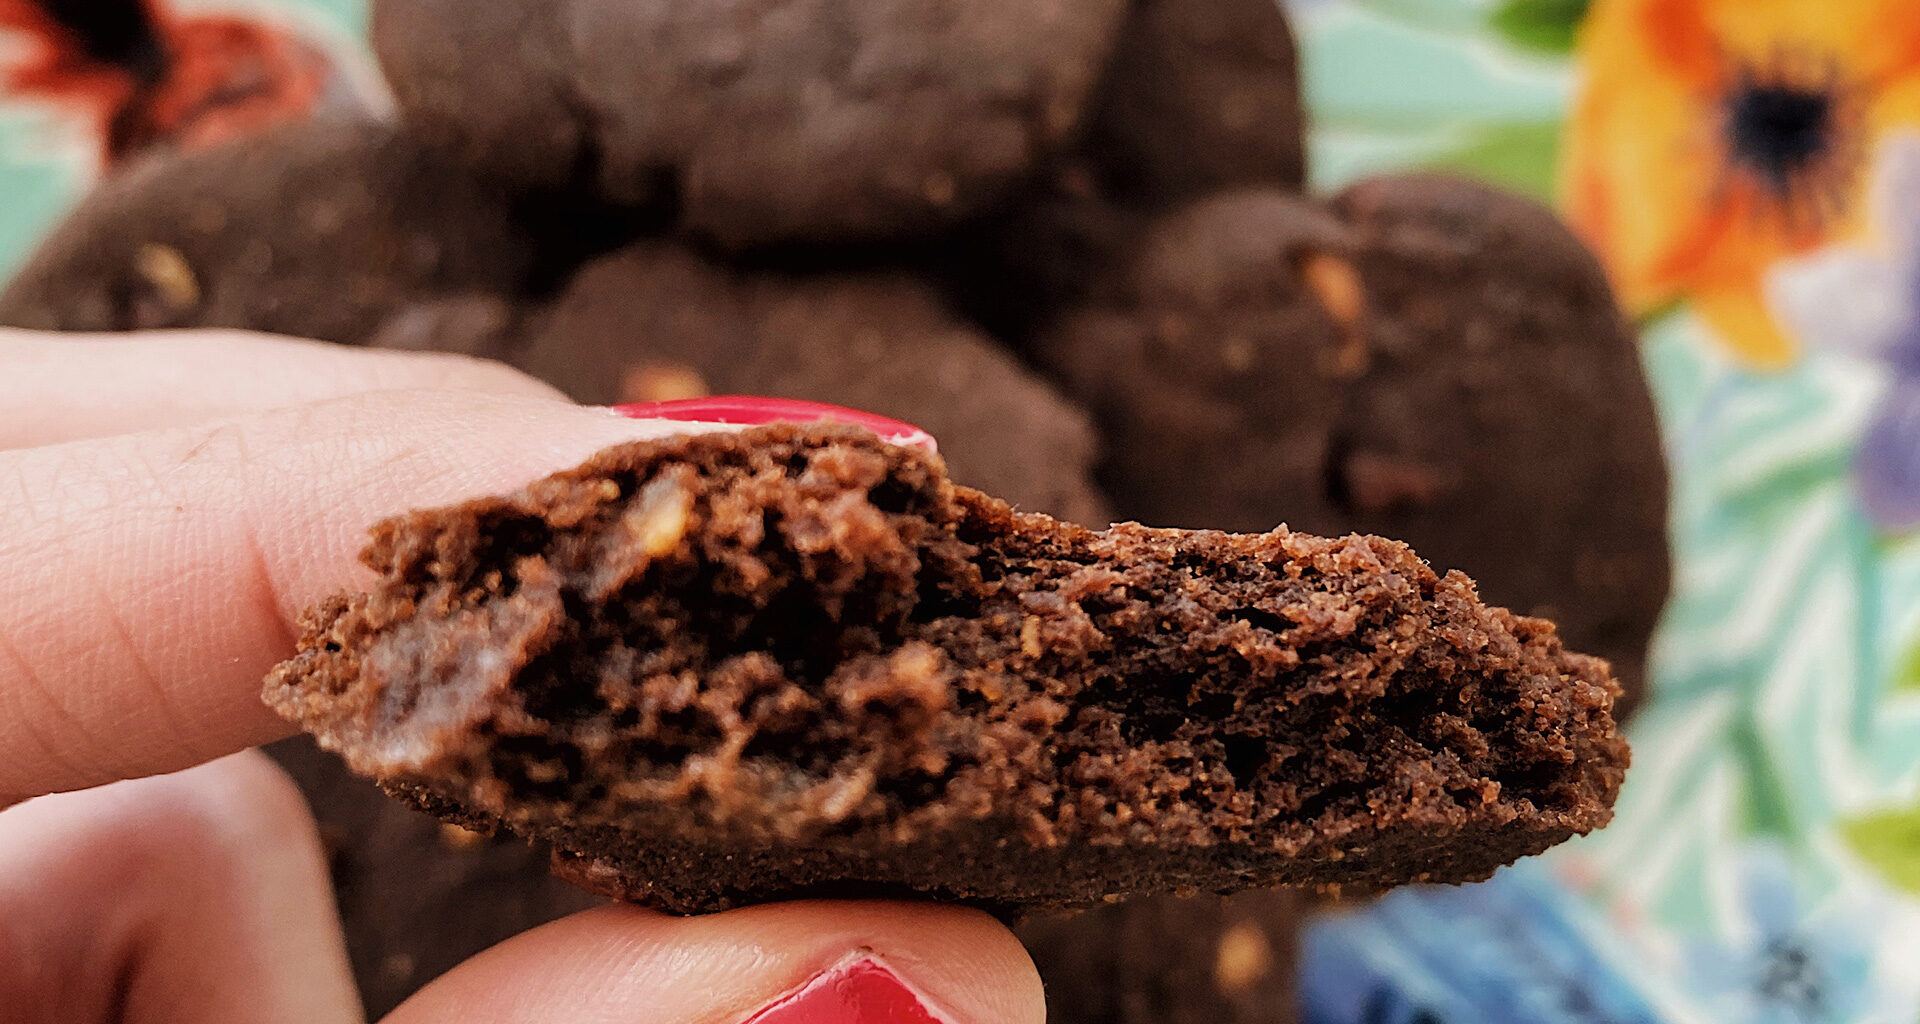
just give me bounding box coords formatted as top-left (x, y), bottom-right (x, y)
top-left (1857, 376), bottom-right (1920, 529)
top-left (1770, 133), bottom-right (1920, 532)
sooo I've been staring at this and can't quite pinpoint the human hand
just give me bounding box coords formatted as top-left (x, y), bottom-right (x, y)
top-left (0, 329), bottom-right (1044, 1023)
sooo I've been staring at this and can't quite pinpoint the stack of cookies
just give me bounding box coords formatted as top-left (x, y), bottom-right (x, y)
top-left (0, 0), bottom-right (1671, 1019)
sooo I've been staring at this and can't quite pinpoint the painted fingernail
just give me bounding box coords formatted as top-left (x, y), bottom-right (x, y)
top-left (611, 396), bottom-right (937, 452)
top-left (743, 958), bottom-right (948, 1024)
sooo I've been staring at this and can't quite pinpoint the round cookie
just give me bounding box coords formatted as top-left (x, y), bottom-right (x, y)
top-left (1034, 176), bottom-right (1671, 714)
top-left (1083, 0), bottom-right (1305, 201)
top-left (367, 294), bottom-right (531, 361)
top-left (518, 241), bottom-right (1112, 524)
top-left (0, 119), bottom-right (538, 345)
top-left (371, 0), bottom-right (1128, 249)
top-left (940, 159), bottom-right (1152, 342)
top-left (941, 0), bottom-right (1306, 343)
top-left (1018, 890), bottom-right (1302, 1024)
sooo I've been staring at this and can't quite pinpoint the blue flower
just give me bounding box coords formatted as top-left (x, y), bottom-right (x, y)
top-left (1683, 846), bottom-right (1874, 1024)
top-left (1298, 863), bottom-right (1663, 1024)
top-left (1770, 133), bottom-right (1920, 533)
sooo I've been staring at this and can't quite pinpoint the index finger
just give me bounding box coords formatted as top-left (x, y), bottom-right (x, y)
top-left (0, 390), bottom-right (726, 806)
top-left (0, 328), bottom-right (563, 449)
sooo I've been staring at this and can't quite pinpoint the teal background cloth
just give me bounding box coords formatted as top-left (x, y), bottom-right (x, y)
top-left (0, 0), bottom-right (367, 282)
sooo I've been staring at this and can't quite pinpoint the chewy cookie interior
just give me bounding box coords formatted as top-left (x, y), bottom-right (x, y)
top-left (268, 425), bottom-right (1625, 912)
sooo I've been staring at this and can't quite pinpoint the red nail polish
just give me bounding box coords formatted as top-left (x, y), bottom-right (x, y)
top-left (612, 396), bottom-right (937, 453)
top-left (743, 958), bottom-right (948, 1024)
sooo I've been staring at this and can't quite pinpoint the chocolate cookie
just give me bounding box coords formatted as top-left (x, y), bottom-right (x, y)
top-left (284, 262), bottom-right (1110, 1010)
top-left (0, 119), bottom-right (537, 345)
top-left (1019, 890), bottom-right (1302, 1024)
top-left (940, 0), bottom-right (1305, 341)
top-left (265, 424), bottom-right (1627, 915)
top-left (1034, 176), bottom-right (1671, 715)
top-left (940, 160), bottom-right (1153, 341)
top-left (1083, 0), bottom-right (1305, 201)
top-left (283, 246), bottom-right (1112, 1017)
top-left (371, 0), bottom-right (1127, 248)
top-left (367, 294), bottom-right (530, 361)
top-left (517, 241), bottom-right (1110, 524)
top-left (280, 753), bottom-right (1294, 1022)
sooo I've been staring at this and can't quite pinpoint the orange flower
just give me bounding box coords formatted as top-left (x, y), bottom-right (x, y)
top-left (1, 0), bottom-right (336, 168)
top-left (1562, 0), bottom-right (1920, 367)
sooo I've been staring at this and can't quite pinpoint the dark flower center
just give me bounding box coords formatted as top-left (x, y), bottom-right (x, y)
top-left (1755, 939), bottom-right (1825, 1013)
top-left (1725, 80), bottom-right (1836, 195)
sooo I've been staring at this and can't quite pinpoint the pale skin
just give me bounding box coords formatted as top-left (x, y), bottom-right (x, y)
top-left (0, 329), bottom-right (1045, 1024)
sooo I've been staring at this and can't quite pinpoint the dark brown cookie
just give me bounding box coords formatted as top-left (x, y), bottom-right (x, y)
top-left (265, 424), bottom-right (1627, 915)
top-left (1019, 890), bottom-right (1302, 1024)
top-left (288, 246), bottom-right (1113, 1017)
top-left (940, 0), bottom-right (1305, 340)
top-left (518, 241), bottom-right (1110, 524)
top-left (367, 294), bottom-right (531, 361)
top-left (0, 119), bottom-right (538, 345)
top-left (290, 256), bottom-right (1110, 1012)
top-left (940, 159), bottom-right (1152, 341)
top-left (1033, 176), bottom-right (1670, 715)
top-left (280, 743), bottom-right (1304, 1020)
top-left (1083, 0), bottom-right (1306, 201)
top-left (371, 0), bottom-right (1127, 249)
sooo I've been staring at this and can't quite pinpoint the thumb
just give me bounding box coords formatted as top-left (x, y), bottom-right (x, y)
top-left (384, 901), bottom-right (1046, 1024)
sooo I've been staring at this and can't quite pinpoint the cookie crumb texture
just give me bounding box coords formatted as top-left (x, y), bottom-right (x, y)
top-left (266, 425), bottom-right (1626, 914)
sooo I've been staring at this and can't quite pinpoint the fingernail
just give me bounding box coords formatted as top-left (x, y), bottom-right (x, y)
top-left (743, 957), bottom-right (948, 1024)
top-left (610, 396), bottom-right (937, 453)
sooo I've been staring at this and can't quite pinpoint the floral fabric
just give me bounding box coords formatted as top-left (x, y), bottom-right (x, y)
top-left (1299, 2), bottom-right (1920, 1021)
top-left (6, 1), bottom-right (1920, 1021)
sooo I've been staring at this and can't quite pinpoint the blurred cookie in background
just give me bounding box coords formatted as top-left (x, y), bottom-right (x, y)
top-left (1020, 890), bottom-right (1303, 1024)
top-left (0, 119), bottom-right (543, 344)
top-left (1082, 0), bottom-right (1305, 202)
top-left (521, 240), bottom-right (1112, 524)
top-left (942, 0), bottom-right (1306, 343)
top-left (371, 0), bottom-right (1129, 249)
top-left (1035, 176), bottom-right (1671, 715)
